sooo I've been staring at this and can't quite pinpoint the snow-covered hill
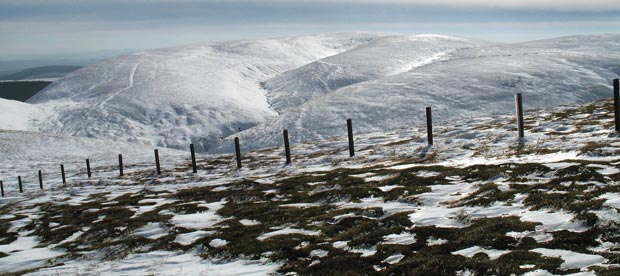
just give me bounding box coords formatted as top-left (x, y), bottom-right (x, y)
top-left (225, 34), bottom-right (620, 152)
top-left (0, 98), bottom-right (55, 131)
top-left (263, 35), bottom-right (492, 112)
top-left (27, 33), bottom-right (383, 150)
top-left (17, 33), bottom-right (620, 153)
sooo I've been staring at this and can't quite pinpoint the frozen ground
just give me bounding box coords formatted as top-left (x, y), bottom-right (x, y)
top-left (1, 98), bottom-right (620, 275)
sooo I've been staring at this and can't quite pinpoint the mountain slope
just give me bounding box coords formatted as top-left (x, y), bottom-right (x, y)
top-left (21, 33), bottom-right (620, 153)
top-left (221, 34), bottom-right (620, 152)
top-left (27, 33), bottom-right (384, 150)
top-left (264, 35), bottom-right (493, 112)
top-left (0, 98), bottom-right (55, 131)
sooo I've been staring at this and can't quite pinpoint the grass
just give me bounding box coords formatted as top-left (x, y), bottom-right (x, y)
top-left (3, 99), bottom-right (620, 275)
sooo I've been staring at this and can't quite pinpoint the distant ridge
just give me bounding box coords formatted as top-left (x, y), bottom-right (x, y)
top-left (0, 65), bottom-right (81, 81)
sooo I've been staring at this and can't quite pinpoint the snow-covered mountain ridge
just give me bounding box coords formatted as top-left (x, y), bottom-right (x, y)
top-left (12, 33), bottom-right (620, 153)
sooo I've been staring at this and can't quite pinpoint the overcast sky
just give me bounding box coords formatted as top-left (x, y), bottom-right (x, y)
top-left (1, 0), bottom-right (619, 61)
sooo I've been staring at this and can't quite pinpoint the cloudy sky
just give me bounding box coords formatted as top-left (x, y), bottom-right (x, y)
top-left (1, 0), bottom-right (619, 61)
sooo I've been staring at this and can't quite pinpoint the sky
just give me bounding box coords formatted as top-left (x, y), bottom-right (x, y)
top-left (0, 0), bottom-right (619, 63)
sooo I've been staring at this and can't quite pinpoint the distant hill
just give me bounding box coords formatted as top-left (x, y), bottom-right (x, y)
top-left (15, 33), bottom-right (620, 153)
top-left (0, 81), bottom-right (51, 102)
top-left (0, 65), bottom-right (81, 80)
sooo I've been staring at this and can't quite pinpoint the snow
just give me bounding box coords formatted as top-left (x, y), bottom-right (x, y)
top-left (25, 251), bottom-right (279, 276)
top-left (0, 98), bottom-right (52, 131)
top-left (4, 33), bottom-right (615, 155)
top-left (133, 222), bottom-right (168, 239)
top-left (600, 193), bottom-right (620, 209)
top-left (0, 248), bottom-right (64, 274)
top-left (383, 254), bottom-right (405, 264)
top-left (209, 238), bottom-right (228, 248)
top-left (309, 249), bottom-right (329, 258)
top-left (174, 230), bottom-right (212, 246)
top-left (239, 219), bottom-right (262, 226)
top-left (452, 246), bottom-right (511, 260)
top-left (506, 231), bottom-right (554, 243)
top-left (426, 237), bottom-right (448, 246)
top-left (382, 232), bottom-right (417, 245)
top-left (531, 248), bottom-right (607, 270)
top-left (169, 199), bottom-right (227, 230)
top-left (0, 32), bottom-right (619, 275)
top-left (229, 34), bottom-right (620, 153)
top-left (25, 33), bottom-right (383, 152)
top-left (257, 228), bottom-right (321, 241)
top-left (0, 235), bottom-right (39, 253)
top-left (378, 185), bottom-right (403, 192)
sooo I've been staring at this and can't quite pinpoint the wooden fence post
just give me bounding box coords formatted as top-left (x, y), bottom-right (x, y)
top-left (86, 159), bottom-right (91, 178)
top-left (18, 176), bottom-right (23, 193)
top-left (154, 149), bottom-right (161, 175)
top-left (283, 130), bottom-right (292, 165)
top-left (190, 144), bottom-right (197, 173)
top-left (118, 154), bottom-right (124, 177)
top-left (515, 93), bottom-right (524, 139)
top-left (614, 79), bottom-right (619, 132)
top-left (234, 137), bottom-right (242, 169)
top-left (426, 107), bottom-right (433, 146)
top-left (347, 119), bottom-right (355, 157)
top-left (61, 164), bottom-right (66, 185)
top-left (1, 180), bottom-right (4, 197)
top-left (38, 170), bottom-right (43, 190)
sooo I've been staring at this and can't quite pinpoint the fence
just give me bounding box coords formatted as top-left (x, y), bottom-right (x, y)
top-left (1, 79), bottom-right (619, 196)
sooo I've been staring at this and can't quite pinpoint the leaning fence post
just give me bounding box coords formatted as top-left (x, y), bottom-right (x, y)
top-left (38, 170), bottom-right (43, 190)
top-left (347, 119), bottom-right (355, 157)
top-left (118, 154), bottom-right (124, 177)
top-left (515, 93), bottom-right (524, 139)
top-left (18, 176), bottom-right (23, 193)
top-left (1, 180), bottom-right (4, 197)
top-left (614, 79), bottom-right (619, 132)
top-left (154, 149), bottom-right (161, 175)
top-left (426, 106), bottom-right (433, 146)
top-left (61, 164), bottom-right (66, 185)
top-left (86, 159), bottom-right (92, 178)
top-left (234, 137), bottom-right (242, 169)
top-left (190, 144), bottom-right (197, 173)
top-left (283, 130), bottom-right (292, 165)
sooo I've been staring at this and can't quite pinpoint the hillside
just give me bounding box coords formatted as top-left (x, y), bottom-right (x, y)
top-left (27, 33), bottom-right (384, 150)
top-left (0, 98), bottom-right (54, 131)
top-left (1, 98), bottom-right (619, 275)
top-left (17, 33), bottom-right (618, 153)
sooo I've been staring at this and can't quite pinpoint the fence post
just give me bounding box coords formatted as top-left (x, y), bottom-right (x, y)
top-left (1, 180), bottom-right (4, 197)
top-left (118, 154), bottom-right (124, 177)
top-left (426, 107), bottom-right (433, 146)
top-left (283, 130), bottom-right (292, 165)
top-left (190, 144), bottom-right (197, 173)
top-left (515, 93), bottom-right (524, 139)
top-left (38, 170), bottom-right (43, 190)
top-left (61, 164), bottom-right (66, 185)
top-left (154, 149), bottom-right (161, 175)
top-left (86, 159), bottom-right (91, 178)
top-left (18, 176), bottom-right (23, 193)
top-left (614, 79), bottom-right (619, 132)
top-left (234, 137), bottom-right (242, 169)
top-left (347, 119), bottom-right (355, 157)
